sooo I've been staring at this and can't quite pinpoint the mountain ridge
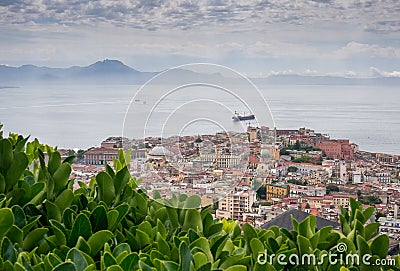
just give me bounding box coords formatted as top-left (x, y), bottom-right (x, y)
top-left (0, 59), bottom-right (399, 86)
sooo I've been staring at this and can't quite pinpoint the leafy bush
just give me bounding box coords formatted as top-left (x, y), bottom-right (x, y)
top-left (0, 129), bottom-right (399, 270)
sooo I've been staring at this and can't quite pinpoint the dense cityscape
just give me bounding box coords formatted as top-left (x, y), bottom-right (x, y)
top-left (66, 126), bottom-right (400, 247)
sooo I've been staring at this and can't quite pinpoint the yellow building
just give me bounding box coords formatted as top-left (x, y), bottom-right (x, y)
top-left (265, 184), bottom-right (290, 200)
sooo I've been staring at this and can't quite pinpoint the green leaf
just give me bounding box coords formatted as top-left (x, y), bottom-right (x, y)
top-left (156, 232), bottom-right (170, 256)
top-left (0, 139), bottom-right (13, 173)
top-left (364, 222), bottom-right (380, 241)
top-left (119, 253), bottom-right (139, 271)
top-left (105, 163), bottom-right (115, 178)
top-left (5, 152), bottom-right (29, 191)
top-left (362, 206), bottom-right (375, 223)
top-left (356, 235), bottom-right (370, 257)
top-left (22, 214), bottom-right (40, 237)
top-left (371, 234), bottom-right (389, 258)
top-left (267, 237), bottom-right (280, 253)
top-left (153, 190), bottom-right (161, 200)
top-left (54, 189), bottom-right (74, 213)
top-left (76, 237), bottom-right (91, 255)
top-left (193, 252), bottom-right (208, 269)
top-left (87, 230), bottom-right (113, 257)
top-left (102, 252), bottom-right (117, 268)
top-left (114, 167), bottom-right (130, 196)
top-left (52, 262), bottom-right (77, 271)
top-left (96, 172), bottom-right (115, 206)
top-left (1, 237), bottom-right (17, 263)
top-left (224, 265), bottom-right (247, 271)
top-left (189, 237), bottom-right (213, 262)
top-left (298, 216), bottom-right (314, 238)
top-left (14, 136), bottom-right (29, 153)
top-left (210, 234), bottom-right (228, 259)
top-left (23, 228), bottom-right (48, 251)
top-left (139, 261), bottom-right (153, 271)
top-left (112, 243), bottom-right (131, 258)
top-left (63, 155), bottom-right (76, 165)
top-left (250, 238), bottom-right (264, 262)
top-left (166, 207), bottom-right (179, 228)
top-left (162, 261), bottom-right (179, 271)
top-left (219, 254), bottom-right (248, 269)
top-left (66, 249), bottom-right (88, 271)
top-left (183, 195), bottom-right (201, 209)
top-left (6, 225), bottom-right (23, 246)
top-left (106, 266), bottom-right (123, 271)
top-left (242, 223), bottom-right (257, 250)
top-left (90, 205), bottom-right (108, 232)
top-left (68, 213), bottom-right (92, 247)
top-left (112, 203), bottom-right (129, 231)
top-left (48, 152), bottom-right (61, 175)
top-left (27, 182), bottom-right (45, 205)
top-left (0, 208), bottom-right (14, 239)
top-left (297, 235), bottom-right (312, 256)
top-left (11, 205), bottom-right (26, 228)
top-left (179, 241), bottom-right (193, 271)
top-left (157, 219), bottom-right (167, 238)
top-left (62, 208), bottom-right (76, 229)
top-left (46, 200), bottom-right (61, 222)
top-left (53, 163), bottom-right (71, 193)
top-left (183, 209), bottom-right (203, 232)
top-left (49, 220), bottom-right (67, 246)
top-left (136, 229), bottom-right (151, 249)
top-left (349, 198), bottom-right (359, 220)
top-left (107, 210), bottom-right (119, 232)
top-left (0, 173), bottom-right (5, 195)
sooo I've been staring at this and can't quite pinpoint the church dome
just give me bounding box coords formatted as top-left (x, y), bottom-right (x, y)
top-left (149, 146), bottom-right (173, 156)
top-left (260, 149), bottom-right (271, 158)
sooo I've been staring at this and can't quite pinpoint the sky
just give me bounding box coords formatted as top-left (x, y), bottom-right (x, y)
top-left (1, 0), bottom-right (400, 77)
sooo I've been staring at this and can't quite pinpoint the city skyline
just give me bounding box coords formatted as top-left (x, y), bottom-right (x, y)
top-left (1, 0), bottom-right (400, 77)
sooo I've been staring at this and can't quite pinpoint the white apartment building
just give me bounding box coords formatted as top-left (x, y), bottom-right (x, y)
top-left (216, 186), bottom-right (256, 221)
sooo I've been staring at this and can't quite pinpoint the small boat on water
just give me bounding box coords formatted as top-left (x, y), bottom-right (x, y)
top-left (232, 111), bottom-right (255, 121)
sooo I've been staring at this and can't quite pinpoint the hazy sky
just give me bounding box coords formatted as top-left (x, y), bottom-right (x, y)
top-left (1, 0), bottom-right (400, 77)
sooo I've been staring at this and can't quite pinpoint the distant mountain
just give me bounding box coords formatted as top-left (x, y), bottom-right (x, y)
top-left (0, 59), bottom-right (399, 86)
top-left (0, 59), bottom-right (158, 85)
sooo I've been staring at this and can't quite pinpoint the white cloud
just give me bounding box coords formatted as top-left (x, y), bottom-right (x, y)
top-left (1, 0), bottom-right (400, 75)
top-left (370, 67), bottom-right (400, 77)
top-left (1, 0), bottom-right (400, 33)
top-left (334, 42), bottom-right (400, 59)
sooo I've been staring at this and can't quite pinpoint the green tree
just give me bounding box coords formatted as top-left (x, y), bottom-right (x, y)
top-left (326, 185), bottom-right (339, 194)
top-left (293, 140), bottom-right (301, 150)
top-left (257, 185), bottom-right (266, 200)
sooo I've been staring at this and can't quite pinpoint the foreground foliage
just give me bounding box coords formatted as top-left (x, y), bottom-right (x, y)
top-left (0, 129), bottom-right (399, 271)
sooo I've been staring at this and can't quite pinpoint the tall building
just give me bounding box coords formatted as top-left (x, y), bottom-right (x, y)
top-left (322, 159), bottom-right (347, 182)
top-left (216, 186), bottom-right (256, 221)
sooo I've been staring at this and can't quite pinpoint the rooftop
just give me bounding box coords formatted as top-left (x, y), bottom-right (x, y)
top-left (261, 209), bottom-right (340, 230)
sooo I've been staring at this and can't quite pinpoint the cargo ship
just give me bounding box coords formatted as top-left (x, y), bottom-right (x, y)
top-left (232, 111), bottom-right (255, 121)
